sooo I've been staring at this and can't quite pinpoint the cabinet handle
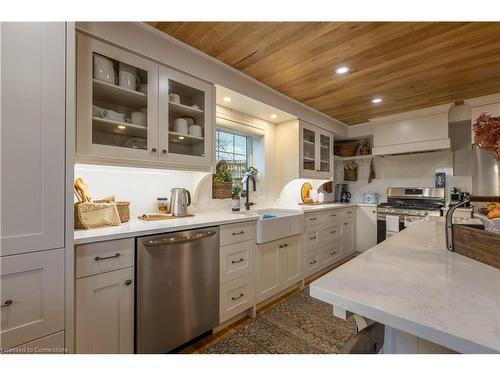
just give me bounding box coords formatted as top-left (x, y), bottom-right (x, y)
top-left (232, 230), bottom-right (245, 236)
top-left (284, 243), bottom-right (288, 247)
top-left (95, 253), bottom-right (120, 261)
top-left (330, 213), bottom-right (336, 217)
top-left (231, 258), bottom-right (244, 264)
top-left (309, 236), bottom-right (317, 240)
top-left (330, 230), bottom-right (336, 234)
top-left (161, 149), bottom-right (167, 154)
top-left (330, 251), bottom-right (337, 255)
top-left (309, 217), bottom-right (317, 221)
top-left (344, 223), bottom-right (348, 226)
top-left (309, 260), bottom-right (317, 265)
top-left (1, 300), bottom-right (13, 308)
top-left (232, 293), bottom-right (244, 301)
top-left (347, 211), bottom-right (352, 214)
top-left (151, 148), bottom-right (157, 153)
top-left (125, 279), bottom-right (132, 286)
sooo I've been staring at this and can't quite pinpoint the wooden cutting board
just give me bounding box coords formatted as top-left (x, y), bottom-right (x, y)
top-left (300, 182), bottom-right (313, 203)
top-left (138, 213), bottom-right (195, 221)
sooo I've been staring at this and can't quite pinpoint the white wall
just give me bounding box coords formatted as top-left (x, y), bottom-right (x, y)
top-left (334, 150), bottom-right (473, 203)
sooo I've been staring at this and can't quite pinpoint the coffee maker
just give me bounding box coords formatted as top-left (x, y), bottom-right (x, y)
top-left (335, 184), bottom-right (351, 203)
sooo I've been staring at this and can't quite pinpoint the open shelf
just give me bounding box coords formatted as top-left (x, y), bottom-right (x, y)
top-left (169, 131), bottom-right (204, 145)
top-left (93, 79), bottom-right (147, 108)
top-left (303, 156), bottom-right (315, 161)
top-left (92, 116), bottom-right (147, 137)
top-left (169, 101), bottom-right (204, 119)
top-left (334, 154), bottom-right (375, 161)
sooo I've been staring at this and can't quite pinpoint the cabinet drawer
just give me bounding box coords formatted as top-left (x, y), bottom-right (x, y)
top-left (76, 238), bottom-right (134, 278)
top-left (219, 274), bottom-right (255, 323)
top-left (304, 227), bottom-right (320, 251)
top-left (343, 208), bottom-right (356, 218)
top-left (319, 222), bottom-right (342, 242)
top-left (220, 221), bottom-right (255, 247)
top-left (220, 240), bottom-right (255, 284)
top-left (305, 212), bottom-right (327, 227)
top-left (320, 242), bottom-right (342, 267)
top-left (326, 209), bottom-right (343, 222)
top-left (1, 249), bottom-right (65, 350)
top-left (304, 250), bottom-right (321, 277)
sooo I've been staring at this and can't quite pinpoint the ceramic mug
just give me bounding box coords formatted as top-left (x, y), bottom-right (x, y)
top-left (119, 62), bottom-right (140, 90)
top-left (189, 125), bottom-right (203, 137)
top-left (131, 111), bottom-right (147, 127)
top-left (173, 118), bottom-right (188, 134)
top-left (169, 93), bottom-right (180, 104)
top-left (93, 54), bottom-right (115, 84)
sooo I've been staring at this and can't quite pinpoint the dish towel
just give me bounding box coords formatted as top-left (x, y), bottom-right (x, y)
top-left (386, 215), bottom-right (400, 233)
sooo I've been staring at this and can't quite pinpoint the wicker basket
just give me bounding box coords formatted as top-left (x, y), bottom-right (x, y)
top-left (344, 161), bottom-right (358, 181)
top-left (116, 201), bottom-right (130, 223)
top-left (74, 201), bottom-right (121, 230)
top-left (212, 180), bottom-right (232, 199)
top-left (336, 143), bottom-right (360, 157)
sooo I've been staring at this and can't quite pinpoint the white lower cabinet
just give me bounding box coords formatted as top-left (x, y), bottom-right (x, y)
top-left (341, 219), bottom-right (355, 255)
top-left (357, 206), bottom-right (377, 251)
top-left (1, 249), bottom-right (65, 350)
top-left (76, 267), bottom-right (134, 354)
top-left (219, 274), bottom-right (255, 323)
top-left (5, 331), bottom-right (65, 354)
top-left (256, 235), bottom-right (302, 304)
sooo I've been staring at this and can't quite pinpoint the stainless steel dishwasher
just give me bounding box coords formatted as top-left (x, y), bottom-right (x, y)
top-left (136, 227), bottom-right (219, 353)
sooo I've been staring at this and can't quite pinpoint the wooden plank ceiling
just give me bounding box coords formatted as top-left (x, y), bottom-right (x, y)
top-left (150, 22), bottom-right (500, 125)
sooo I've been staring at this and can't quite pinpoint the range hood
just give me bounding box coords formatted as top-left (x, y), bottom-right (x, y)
top-left (370, 105), bottom-right (451, 156)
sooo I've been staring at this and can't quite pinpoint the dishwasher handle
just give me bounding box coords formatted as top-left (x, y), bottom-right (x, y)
top-left (143, 230), bottom-right (217, 246)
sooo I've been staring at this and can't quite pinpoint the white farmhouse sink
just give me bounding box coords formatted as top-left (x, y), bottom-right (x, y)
top-left (254, 208), bottom-right (304, 244)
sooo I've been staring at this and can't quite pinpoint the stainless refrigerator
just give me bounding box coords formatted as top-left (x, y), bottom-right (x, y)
top-left (472, 145), bottom-right (500, 196)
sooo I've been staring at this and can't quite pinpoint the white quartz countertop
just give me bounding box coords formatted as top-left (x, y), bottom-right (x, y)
top-left (74, 202), bottom-right (375, 244)
top-left (310, 220), bottom-right (500, 354)
top-left (74, 210), bottom-right (259, 245)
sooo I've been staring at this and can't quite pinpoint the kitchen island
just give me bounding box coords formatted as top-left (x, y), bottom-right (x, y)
top-left (310, 219), bottom-right (500, 354)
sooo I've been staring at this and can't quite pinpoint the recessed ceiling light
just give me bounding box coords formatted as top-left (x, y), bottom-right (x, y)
top-left (270, 114), bottom-right (277, 119)
top-left (178, 136), bottom-right (185, 140)
top-left (372, 97), bottom-right (383, 104)
top-left (118, 125), bottom-right (126, 130)
top-left (336, 66), bottom-right (349, 75)
top-left (223, 96), bottom-right (231, 103)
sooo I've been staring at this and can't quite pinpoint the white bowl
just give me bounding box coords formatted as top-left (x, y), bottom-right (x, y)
top-left (173, 118), bottom-right (188, 134)
top-left (189, 125), bottom-right (203, 137)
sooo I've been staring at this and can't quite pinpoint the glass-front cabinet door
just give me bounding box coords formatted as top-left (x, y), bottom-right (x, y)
top-left (77, 33), bottom-right (158, 161)
top-left (302, 127), bottom-right (316, 172)
top-left (300, 121), bottom-right (334, 179)
top-left (319, 131), bottom-right (332, 174)
top-left (158, 65), bottom-right (213, 167)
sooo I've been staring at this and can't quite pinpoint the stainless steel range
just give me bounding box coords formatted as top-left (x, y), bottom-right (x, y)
top-left (377, 187), bottom-right (445, 243)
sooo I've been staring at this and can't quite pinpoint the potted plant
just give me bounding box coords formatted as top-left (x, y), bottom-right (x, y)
top-left (231, 186), bottom-right (241, 212)
top-left (212, 160), bottom-right (232, 199)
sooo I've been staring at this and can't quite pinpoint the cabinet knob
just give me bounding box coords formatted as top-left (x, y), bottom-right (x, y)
top-left (151, 148), bottom-right (157, 153)
top-left (279, 244), bottom-right (284, 248)
top-left (1, 299), bottom-right (13, 308)
top-left (232, 293), bottom-right (244, 301)
top-left (284, 243), bottom-right (288, 247)
top-left (125, 280), bottom-right (132, 286)
top-left (162, 149), bottom-right (167, 154)
top-left (372, 210), bottom-right (376, 213)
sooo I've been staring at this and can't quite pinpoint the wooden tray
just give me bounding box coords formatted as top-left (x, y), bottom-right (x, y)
top-left (299, 201), bottom-right (336, 206)
top-left (138, 213), bottom-right (195, 221)
top-left (452, 224), bottom-right (500, 269)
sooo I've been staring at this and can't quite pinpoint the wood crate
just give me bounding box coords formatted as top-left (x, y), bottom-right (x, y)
top-left (452, 224), bottom-right (500, 269)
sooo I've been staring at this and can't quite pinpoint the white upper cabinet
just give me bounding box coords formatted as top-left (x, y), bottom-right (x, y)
top-left (158, 65), bottom-right (213, 168)
top-left (276, 119), bottom-right (334, 185)
top-left (77, 33), bottom-right (159, 162)
top-left (300, 121), bottom-right (333, 179)
top-left (76, 32), bottom-right (213, 170)
top-left (1, 22), bottom-right (66, 256)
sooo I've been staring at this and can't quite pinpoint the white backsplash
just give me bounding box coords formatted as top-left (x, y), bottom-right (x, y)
top-left (334, 150), bottom-right (473, 203)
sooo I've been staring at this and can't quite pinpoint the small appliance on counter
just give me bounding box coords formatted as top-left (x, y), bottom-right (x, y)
top-left (363, 191), bottom-right (379, 205)
top-left (336, 184), bottom-right (351, 203)
top-left (169, 188), bottom-right (191, 216)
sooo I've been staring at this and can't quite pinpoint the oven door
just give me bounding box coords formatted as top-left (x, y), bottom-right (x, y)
top-left (377, 214), bottom-right (406, 244)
